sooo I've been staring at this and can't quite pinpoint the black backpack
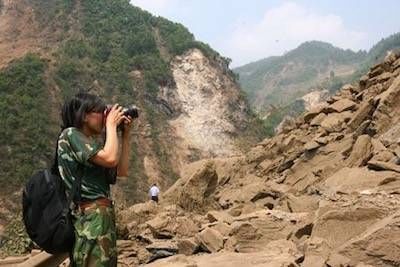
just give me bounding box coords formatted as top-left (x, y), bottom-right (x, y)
top-left (22, 136), bottom-right (82, 254)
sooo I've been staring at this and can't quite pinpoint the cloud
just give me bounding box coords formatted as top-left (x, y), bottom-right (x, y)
top-left (223, 2), bottom-right (367, 67)
top-left (129, 0), bottom-right (178, 15)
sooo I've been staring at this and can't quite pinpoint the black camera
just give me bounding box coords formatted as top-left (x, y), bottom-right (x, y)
top-left (104, 105), bottom-right (139, 131)
top-left (122, 105), bottom-right (139, 119)
top-left (105, 105), bottom-right (139, 119)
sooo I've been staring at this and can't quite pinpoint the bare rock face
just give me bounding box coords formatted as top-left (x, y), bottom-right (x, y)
top-left (170, 49), bottom-right (248, 162)
top-left (0, 0), bottom-right (50, 68)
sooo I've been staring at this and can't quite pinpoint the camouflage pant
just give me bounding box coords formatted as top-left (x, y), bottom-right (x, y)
top-left (70, 203), bottom-right (117, 267)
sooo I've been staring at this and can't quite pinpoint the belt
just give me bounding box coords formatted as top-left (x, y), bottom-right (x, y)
top-left (79, 197), bottom-right (113, 211)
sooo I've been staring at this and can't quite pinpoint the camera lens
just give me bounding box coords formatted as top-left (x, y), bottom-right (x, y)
top-left (123, 106), bottom-right (139, 119)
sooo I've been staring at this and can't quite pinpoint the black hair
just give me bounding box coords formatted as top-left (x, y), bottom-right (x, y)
top-left (51, 92), bottom-right (106, 175)
top-left (61, 92), bottom-right (106, 130)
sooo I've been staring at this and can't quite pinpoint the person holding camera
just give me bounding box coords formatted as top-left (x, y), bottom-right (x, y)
top-left (56, 92), bottom-right (134, 267)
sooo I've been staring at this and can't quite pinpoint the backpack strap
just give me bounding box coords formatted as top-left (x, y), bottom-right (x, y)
top-left (50, 131), bottom-right (62, 176)
top-left (53, 130), bottom-right (84, 209)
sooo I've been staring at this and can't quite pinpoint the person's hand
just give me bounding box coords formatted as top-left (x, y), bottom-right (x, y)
top-left (123, 115), bottom-right (133, 130)
top-left (122, 115), bottom-right (133, 137)
top-left (105, 104), bottom-right (125, 129)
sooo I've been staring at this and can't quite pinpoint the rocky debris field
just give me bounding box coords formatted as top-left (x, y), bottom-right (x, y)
top-left (109, 51), bottom-right (400, 266)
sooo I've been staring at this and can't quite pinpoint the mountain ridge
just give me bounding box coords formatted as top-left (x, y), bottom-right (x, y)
top-left (234, 34), bottom-right (400, 135)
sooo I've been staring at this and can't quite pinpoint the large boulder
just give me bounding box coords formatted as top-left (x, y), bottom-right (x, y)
top-left (146, 214), bottom-right (175, 239)
top-left (373, 75), bottom-right (400, 134)
top-left (347, 99), bottom-right (374, 131)
top-left (217, 178), bottom-right (267, 208)
top-left (174, 216), bottom-right (201, 238)
top-left (227, 210), bottom-right (308, 253)
top-left (145, 213), bottom-right (201, 239)
top-left (303, 237), bottom-right (332, 267)
top-left (346, 135), bottom-right (373, 167)
top-left (165, 161), bottom-right (218, 212)
top-left (304, 140), bottom-right (321, 152)
top-left (368, 62), bottom-right (391, 79)
top-left (323, 167), bottom-right (398, 194)
top-left (146, 240), bottom-right (178, 263)
top-left (209, 221), bottom-right (232, 237)
top-left (276, 116), bottom-right (297, 135)
top-left (320, 112), bottom-right (352, 133)
top-left (246, 145), bottom-right (270, 164)
top-left (177, 238), bottom-right (199, 256)
top-left (195, 227), bottom-right (224, 253)
top-left (337, 211), bottom-right (400, 267)
top-left (206, 210), bottom-right (233, 224)
top-left (304, 106), bottom-right (326, 123)
top-left (310, 113), bottom-right (327, 127)
top-left (277, 194), bottom-right (319, 213)
top-left (227, 221), bottom-right (261, 252)
top-left (367, 160), bottom-right (400, 173)
top-left (119, 201), bottom-right (158, 225)
top-left (311, 207), bottom-right (386, 249)
top-left (370, 150), bottom-right (395, 162)
top-left (379, 124), bottom-right (400, 147)
top-left (324, 99), bottom-right (357, 113)
top-left (117, 240), bottom-right (140, 266)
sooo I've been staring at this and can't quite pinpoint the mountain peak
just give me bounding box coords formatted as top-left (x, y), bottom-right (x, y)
top-left (295, 40), bottom-right (337, 50)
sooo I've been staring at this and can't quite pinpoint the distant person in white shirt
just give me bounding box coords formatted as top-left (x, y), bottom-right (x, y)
top-left (149, 183), bottom-right (160, 203)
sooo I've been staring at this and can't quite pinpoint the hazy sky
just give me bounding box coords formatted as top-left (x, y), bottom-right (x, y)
top-left (129, 0), bottom-right (400, 67)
